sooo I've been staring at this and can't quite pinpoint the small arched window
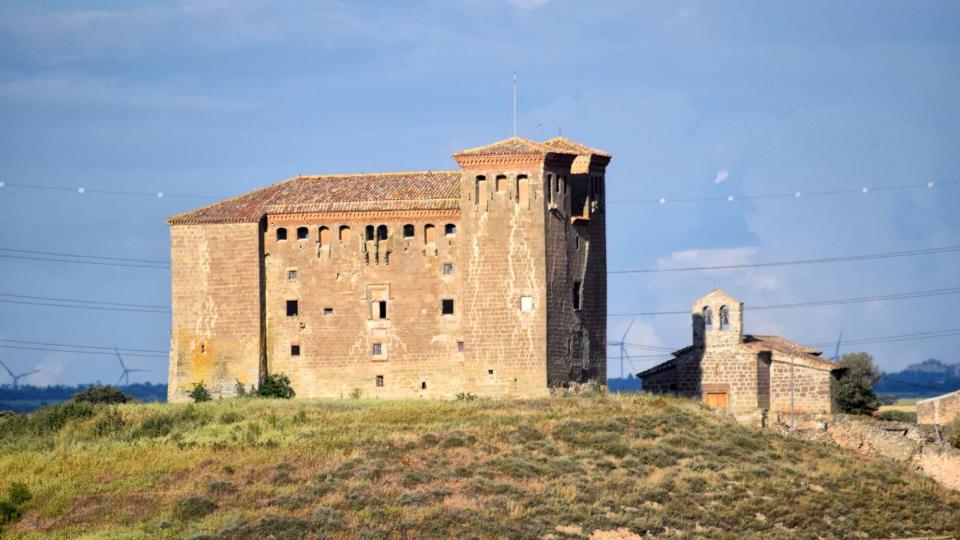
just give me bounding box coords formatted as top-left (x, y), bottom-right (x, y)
top-left (339, 225), bottom-right (352, 244)
top-left (365, 225), bottom-right (375, 241)
top-left (276, 227), bottom-right (288, 241)
top-left (376, 225), bottom-right (388, 241)
top-left (475, 175), bottom-right (487, 204)
top-left (403, 224), bottom-right (415, 238)
top-left (318, 226), bottom-right (330, 248)
top-left (296, 227), bottom-right (309, 240)
top-left (703, 306), bottom-right (713, 330)
top-left (496, 175), bottom-right (508, 193)
top-left (444, 223), bottom-right (456, 236)
top-left (517, 175), bottom-right (529, 205)
top-left (424, 224), bottom-right (436, 245)
top-left (719, 306), bottom-right (730, 330)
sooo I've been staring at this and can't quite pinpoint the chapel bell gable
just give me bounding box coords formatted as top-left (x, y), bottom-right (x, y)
top-left (692, 289), bottom-right (744, 348)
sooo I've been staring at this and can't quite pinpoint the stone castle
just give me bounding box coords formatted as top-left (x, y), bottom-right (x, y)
top-left (166, 137), bottom-right (609, 401)
top-left (639, 289), bottom-right (843, 421)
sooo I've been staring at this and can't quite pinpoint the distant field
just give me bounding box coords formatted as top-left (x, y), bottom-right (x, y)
top-left (879, 398), bottom-right (919, 414)
top-left (1, 394), bottom-right (959, 539)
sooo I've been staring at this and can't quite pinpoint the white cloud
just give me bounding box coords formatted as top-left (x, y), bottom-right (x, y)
top-left (508, 0), bottom-right (552, 10)
top-left (714, 169), bottom-right (729, 183)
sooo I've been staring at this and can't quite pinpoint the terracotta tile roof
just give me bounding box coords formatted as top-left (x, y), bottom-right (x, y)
top-left (167, 171), bottom-right (461, 225)
top-left (454, 136), bottom-right (559, 156)
top-left (743, 335), bottom-right (842, 370)
top-left (542, 136), bottom-right (611, 157)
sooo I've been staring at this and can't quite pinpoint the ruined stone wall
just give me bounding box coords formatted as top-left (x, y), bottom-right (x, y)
top-left (264, 212), bottom-right (469, 399)
top-left (772, 413), bottom-right (960, 492)
top-left (458, 167), bottom-right (550, 398)
top-left (168, 222), bottom-right (263, 402)
top-left (918, 390), bottom-right (960, 425)
top-left (767, 354), bottom-right (837, 414)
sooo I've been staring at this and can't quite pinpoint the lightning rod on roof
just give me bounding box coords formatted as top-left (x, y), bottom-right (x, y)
top-left (512, 72), bottom-right (518, 138)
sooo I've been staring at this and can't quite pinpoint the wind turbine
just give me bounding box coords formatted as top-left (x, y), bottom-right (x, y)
top-left (0, 359), bottom-right (41, 388)
top-left (831, 330), bottom-right (844, 361)
top-left (607, 318), bottom-right (636, 379)
top-left (114, 346), bottom-right (148, 386)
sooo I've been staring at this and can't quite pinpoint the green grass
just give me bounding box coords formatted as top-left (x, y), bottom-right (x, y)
top-left (1, 394), bottom-right (959, 539)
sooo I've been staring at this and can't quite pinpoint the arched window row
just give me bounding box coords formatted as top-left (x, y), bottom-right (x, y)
top-left (475, 174), bottom-right (530, 205)
top-left (274, 223), bottom-right (457, 247)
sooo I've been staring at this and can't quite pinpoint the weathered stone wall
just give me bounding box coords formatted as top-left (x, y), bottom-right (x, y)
top-left (917, 390), bottom-right (960, 425)
top-left (772, 413), bottom-right (960, 492)
top-left (168, 222), bottom-right (263, 402)
top-left (458, 166), bottom-right (550, 398)
top-left (264, 212), bottom-right (467, 399)
top-left (767, 354), bottom-right (837, 414)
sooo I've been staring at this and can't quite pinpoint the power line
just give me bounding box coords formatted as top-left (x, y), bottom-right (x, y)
top-left (0, 253), bottom-right (170, 269)
top-left (0, 181), bottom-right (218, 200)
top-left (0, 293), bottom-right (168, 310)
top-left (609, 286), bottom-right (960, 317)
top-left (609, 244), bottom-right (960, 274)
top-left (807, 328), bottom-right (960, 348)
top-left (0, 344), bottom-right (166, 359)
top-left (608, 180), bottom-right (959, 205)
top-left (0, 338), bottom-right (166, 355)
top-left (0, 299), bottom-right (169, 314)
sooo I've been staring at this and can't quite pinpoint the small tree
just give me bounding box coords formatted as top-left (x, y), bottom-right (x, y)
top-left (70, 385), bottom-right (132, 405)
top-left (836, 352), bottom-right (881, 415)
top-left (187, 381), bottom-right (213, 403)
top-left (257, 374), bottom-right (295, 399)
top-left (234, 380), bottom-right (247, 397)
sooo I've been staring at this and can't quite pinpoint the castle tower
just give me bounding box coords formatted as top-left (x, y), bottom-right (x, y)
top-left (692, 288), bottom-right (744, 349)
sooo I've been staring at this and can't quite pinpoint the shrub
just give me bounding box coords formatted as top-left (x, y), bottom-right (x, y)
top-left (0, 482), bottom-right (31, 529)
top-left (875, 410), bottom-right (917, 423)
top-left (257, 374), bottom-right (295, 399)
top-left (188, 382), bottom-right (213, 403)
top-left (91, 408), bottom-right (125, 437)
top-left (455, 392), bottom-right (477, 401)
top-left (219, 411), bottom-right (243, 425)
top-left (172, 495), bottom-right (217, 521)
top-left (71, 385), bottom-right (132, 405)
top-left (349, 388), bottom-right (362, 400)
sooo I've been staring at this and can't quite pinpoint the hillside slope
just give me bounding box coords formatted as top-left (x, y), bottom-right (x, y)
top-left (1, 394), bottom-right (959, 539)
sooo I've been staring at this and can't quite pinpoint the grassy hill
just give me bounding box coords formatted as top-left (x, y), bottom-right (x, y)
top-left (1, 393), bottom-right (959, 539)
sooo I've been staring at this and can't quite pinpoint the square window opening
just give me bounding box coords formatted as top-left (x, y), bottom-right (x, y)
top-left (442, 262), bottom-right (454, 275)
top-left (323, 307), bottom-right (333, 316)
top-left (287, 269), bottom-right (298, 280)
top-left (520, 296), bottom-right (534, 312)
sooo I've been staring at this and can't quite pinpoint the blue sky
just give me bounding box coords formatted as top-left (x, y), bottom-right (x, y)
top-left (1, 0), bottom-right (958, 386)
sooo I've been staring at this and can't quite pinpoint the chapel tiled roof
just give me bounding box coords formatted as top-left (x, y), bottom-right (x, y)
top-left (542, 136), bottom-right (611, 157)
top-left (167, 171), bottom-right (461, 225)
top-left (743, 335), bottom-right (842, 371)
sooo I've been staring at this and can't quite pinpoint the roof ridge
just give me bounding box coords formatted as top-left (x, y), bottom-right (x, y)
top-left (454, 136), bottom-right (556, 155)
top-left (291, 170), bottom-right (460, 179)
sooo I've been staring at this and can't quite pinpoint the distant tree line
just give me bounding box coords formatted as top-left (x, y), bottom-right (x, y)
top-left (0, 382), bottom-right (166, 413)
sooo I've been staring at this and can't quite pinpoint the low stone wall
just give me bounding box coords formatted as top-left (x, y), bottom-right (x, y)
top-left (769, 413), bottom-right (960, 492)
top-left (917, 390), bottom-right (960, 425)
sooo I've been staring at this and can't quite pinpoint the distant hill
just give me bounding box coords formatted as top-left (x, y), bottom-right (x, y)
top-left (0, 382), bottom-right (166, 412)
top-left (876, 358), bottom-right (960, 397)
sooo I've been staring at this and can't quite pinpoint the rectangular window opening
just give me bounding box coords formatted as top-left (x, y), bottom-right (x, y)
top-left (520, 296), bottom-right (534, 312)
top-left (323, 307), bottom-right (333, 316)
top-left (442, 263), bottom-right (454, 275)
top-left (287, 269), bottom-right (298, 280)
top-left (372, 343), bottom-right (383, 356)
top-left (378, 300), bottom-right (388, 319)
top-left (573, 282), bottom-right (582, 311)
top-left (376, 375), bottom-right (384, 387)
top-left (441, 299), bottom-right (454, 315)
top-left (286, 300), bottom-right (299, 317)
top-left (457, 340), bottom-right (464, 352)
top-left (291, 344), bottom-right (300, 356)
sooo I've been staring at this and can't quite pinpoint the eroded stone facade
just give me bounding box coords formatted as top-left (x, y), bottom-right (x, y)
top-left (639, 289), bottom-right (842, 420)
top-left (917, 390), bottom-right (960, 425)
top-left (167, 137), bottom-right (608, 401)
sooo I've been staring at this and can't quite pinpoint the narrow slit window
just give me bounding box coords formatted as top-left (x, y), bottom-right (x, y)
top-left (573, 281), bottom-right (582, 311)
top-left (286, 300), bottom-right (299, 317)
top-left (457, 340), bottom-right (464, 352)
top-left (441, 299), bottom-right (454, 315)
top-left (421, 381), bottom-right (427, 390)
top-left (378, 300), bottom-right (388, 319)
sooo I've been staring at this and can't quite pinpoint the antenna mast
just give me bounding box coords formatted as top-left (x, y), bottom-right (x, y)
top-left (512, 72), bottom-right (518, 137)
